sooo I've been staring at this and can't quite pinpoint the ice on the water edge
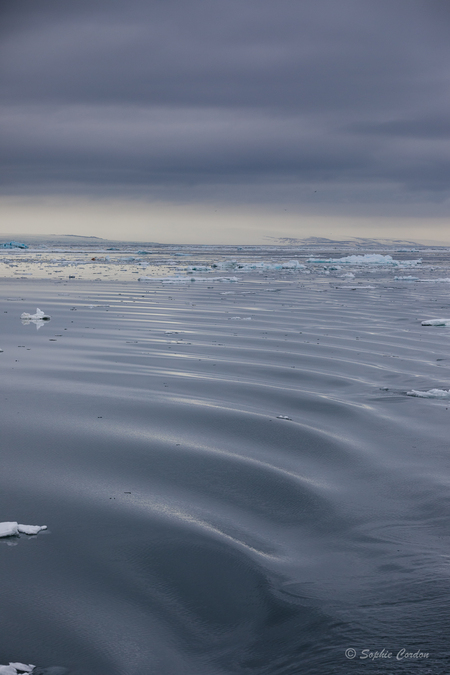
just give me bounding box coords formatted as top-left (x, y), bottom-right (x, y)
top-left (407, 389), bottom-right (450, 398)
top-left (0, 664), bottom-right (34, 675)
top-left (0, 665), bottom-right (67, 675)
top-left (139, 275), bottom-right (239, 283)
top-left (307, 254), bottom-right (421, 266)
top-left (421, 318), bottom-right (450, 326)
top-left (0, 522), bottom-right (47, 538)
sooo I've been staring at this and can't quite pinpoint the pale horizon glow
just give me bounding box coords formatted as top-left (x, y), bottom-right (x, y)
top-left (1, 196), bottom-right (450, 246)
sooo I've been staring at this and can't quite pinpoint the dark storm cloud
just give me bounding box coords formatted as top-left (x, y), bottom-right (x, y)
top-left (1, 0), bottom-right (450, 201)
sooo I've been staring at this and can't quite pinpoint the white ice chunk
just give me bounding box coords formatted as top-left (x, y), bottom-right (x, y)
top-left (18, 524), bottom-right (47, 535)
top-left (0, 665), bottom-right (35, 675)
top-left (394, 275), bottom-right (419, 281)
top-left (421, 318), bottom-right (450, 326)
top-left (276, 415), bottom-right (292, 420)
top-left (0, 522), bottom-right (19, 537)
top-left (212, 260), bottom-right (305, 271)
top-left (20, 308), bottom-right (51, 320)
top-left (0, 522), bottom-right (47, 537)
top-left (139, 275), bottom-right (238, 283)
top-left (307, 254), bottom-right (421, 266)
top-left (407, 389), bottom-right (450, 398)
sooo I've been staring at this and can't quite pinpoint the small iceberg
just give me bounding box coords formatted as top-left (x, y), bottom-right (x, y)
top-left (0, 241), bottom-right (28, 249)
top-left (0, 522), bottom-right (47, 537)
top-left (407, 389), bottom-right (450, 398)
top-left (421, 318), bottom-right (450, 326)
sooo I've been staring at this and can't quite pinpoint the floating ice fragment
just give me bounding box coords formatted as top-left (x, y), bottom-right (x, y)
top-left (0, 241), bottom-right (28, 249)
top-left (276, 415), bottom-right (292, 420)
top-left (421, 318), bottom-right (450, 326)
top-left (186, 265), bottom-right (212, 272)
top-left (21, 308), bottom-right (51, 321)
top-left (0, 665), bottom-right (35, 674)
top-left (307, 254), bottom-right (421, 266)
top-left (229, 317), bottom-right (251, 320)
top-left (338, 285), bottom-right (376, 289)
top-left (139, 275), bottom-right (238, 283)
top-left (406, 389), bottom-right (450, 398)
top-left (212, 260), bottom-right (305, 271)
top-left (394, 276), bottom-right (419, 281)
top-left (0, 522), bottom-right (47, 537)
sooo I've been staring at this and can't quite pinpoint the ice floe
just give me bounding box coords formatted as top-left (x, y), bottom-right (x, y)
top-left (395, 277), bottom-right (450, 283)
top-left (20, 308), bottom-right (51, 329)
top-left (20, 308), bottom-right (51, 321)
top-left (0, 663), bottom-right (35, 674)
top-left (139, 275), bottom-right (238, 283)
top-left (406, 389), bottom-right (450, 398)
top-left (0, 665), bottom-right (66, 675)
top-left (421, 318), bottom-right (450, 326)
top-left (0, 522), bottom-right (47, 537)
top-left (211, 260), bottom-right (305, 271)
top-left (0, 241), bottom-right (28, 249)
top-left (307, 254), bottom-right (421, 266)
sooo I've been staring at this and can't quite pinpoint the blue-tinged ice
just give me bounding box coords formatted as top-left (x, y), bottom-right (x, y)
top-left (0, 241), bottom-right (28, 249)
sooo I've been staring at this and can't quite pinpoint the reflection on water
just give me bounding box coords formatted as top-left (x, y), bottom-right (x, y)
top-left (2, 249), bottom-right (450, 673)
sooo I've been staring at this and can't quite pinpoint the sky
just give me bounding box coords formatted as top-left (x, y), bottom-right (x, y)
top-left (1, 0), bottom-right (450, 244)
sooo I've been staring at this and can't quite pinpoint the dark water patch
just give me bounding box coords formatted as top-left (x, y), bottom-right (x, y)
top-left (3, 277), bottom-right (450, 673)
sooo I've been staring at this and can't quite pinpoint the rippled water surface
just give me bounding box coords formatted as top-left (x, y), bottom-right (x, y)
top-left (2, 245), bottom-right (450, 674)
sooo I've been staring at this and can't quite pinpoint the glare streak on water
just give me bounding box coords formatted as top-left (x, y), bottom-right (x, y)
top-left (2, 246), bottom-right (450, 673)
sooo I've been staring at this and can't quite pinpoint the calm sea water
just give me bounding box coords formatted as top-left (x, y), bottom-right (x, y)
top-left (1, 244), bottom-right (450, 674)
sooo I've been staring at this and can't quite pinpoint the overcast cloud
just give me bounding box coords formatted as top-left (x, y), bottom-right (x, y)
top-left (1, 0), bottom-right (450, 240)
